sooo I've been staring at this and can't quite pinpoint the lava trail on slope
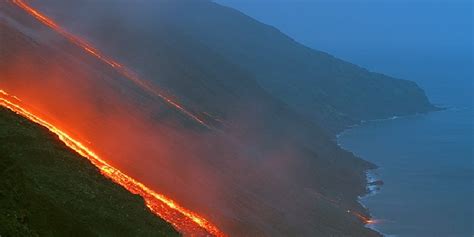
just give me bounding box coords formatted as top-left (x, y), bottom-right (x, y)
top-left (0, 89), bottom-right (226, 237)
top-left (10, 0), bottom-right (212, 129)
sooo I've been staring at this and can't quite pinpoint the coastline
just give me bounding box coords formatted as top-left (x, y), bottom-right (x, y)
top-left (359, 169), bottom-right (385, 235)
top-left (336, 123), bottom-right (386, 236)
top-left (335, 106), bottom-right (450, 237)
top-left (334, 112), bottom-right (431, 236)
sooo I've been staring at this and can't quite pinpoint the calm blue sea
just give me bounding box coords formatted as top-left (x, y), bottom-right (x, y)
top-left (338, 106), bottom-right (473, 237)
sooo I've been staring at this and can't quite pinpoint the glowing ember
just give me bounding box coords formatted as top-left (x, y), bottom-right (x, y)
top-left (347, 210), bottom-right (375, 225)
top-left (0, 90), bottom-right (226, 237)
top-left (11, 0), bottom-right (211, 129)
top-left (366, 219), bottom-right (376, 225)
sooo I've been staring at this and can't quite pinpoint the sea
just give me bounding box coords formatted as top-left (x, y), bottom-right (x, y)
top-left (337, 87), bottom-right (473, 236)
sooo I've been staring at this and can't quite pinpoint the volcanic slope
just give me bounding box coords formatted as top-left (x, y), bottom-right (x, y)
top-left (0, 107), bottom-right (179, 237)
top-left (144, 0), bottom-right (438, 133)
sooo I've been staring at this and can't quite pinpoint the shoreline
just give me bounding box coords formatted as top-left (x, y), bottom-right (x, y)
top-left (335, 107), bottom-right (451, 236)
top-left (359, 169), bottom-right (385, 235)
top-left (335, 112), bottom-right (428, 236)
top-left (336, 124), bottom-right (385, 235)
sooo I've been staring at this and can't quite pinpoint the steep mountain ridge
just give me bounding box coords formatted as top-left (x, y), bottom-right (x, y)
top-left (154, 0), bottom-right (437, 133)
top-left (32, 0), bottom-right (436, 134)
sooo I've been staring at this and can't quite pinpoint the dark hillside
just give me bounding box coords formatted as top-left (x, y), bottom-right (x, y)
top-left (32, 0), bottom-right (437, 135)
top-left (0, 108), bottom-right (179, 237)
top-left (150, 0), bottom-right (437, 133)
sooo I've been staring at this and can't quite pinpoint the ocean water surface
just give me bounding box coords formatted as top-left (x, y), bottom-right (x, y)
top-left (338, 107), bottom-right (473, 237)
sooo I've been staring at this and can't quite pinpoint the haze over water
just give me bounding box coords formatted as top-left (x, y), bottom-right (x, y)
top-left (218, 0), bottom-right (473, 236)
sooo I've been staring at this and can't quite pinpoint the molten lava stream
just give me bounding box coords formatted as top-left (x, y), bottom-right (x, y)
top-left (347, 210), bottom-right (375, 225)
top-left (0, 89), bottom-right (226, 237)
top-left (10, 0), bottom-right (211, 129)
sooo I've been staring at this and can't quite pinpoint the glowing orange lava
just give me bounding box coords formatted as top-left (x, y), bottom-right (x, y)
top-left (347, 210), bottom-right (375, 225)
top-left (0, 89), bottom-right (226, 237)
top-left (11, 0), bottom-right (211, 129)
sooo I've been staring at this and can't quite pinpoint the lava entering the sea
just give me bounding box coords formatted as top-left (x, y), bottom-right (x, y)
top-left (347, 210), bottom-right (375, 225)
top-left (0, 89), bottom-right (226, 237)
top-left (10, 0), bottom-right (211, 129)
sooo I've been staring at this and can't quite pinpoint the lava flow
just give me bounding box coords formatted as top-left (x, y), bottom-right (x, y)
top-left (11, 0), bottom-right (211, 129)
top-left (0, 89), bottom-right (226, 237)
top-left (347, 210), bottom-right (376, 225)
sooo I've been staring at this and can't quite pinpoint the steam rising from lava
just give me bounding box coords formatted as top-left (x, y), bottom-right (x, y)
top-left (11, 0), bottom-right (211, 129)
top-left (0, 89), bottom-right (226, 237)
